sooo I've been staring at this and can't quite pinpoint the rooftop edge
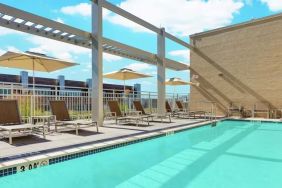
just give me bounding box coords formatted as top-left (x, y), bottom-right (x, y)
top-left (190, 11), bottom-right (282, 39)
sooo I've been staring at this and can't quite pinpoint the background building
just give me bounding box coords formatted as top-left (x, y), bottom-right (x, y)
top-left (0, 71), bottom-right (137, 93)
top-left (189, 13), bottom-right (282, 116)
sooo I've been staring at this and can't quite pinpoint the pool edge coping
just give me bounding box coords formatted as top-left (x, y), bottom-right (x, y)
top-left (3, 117), bottom-right (280, 177)
top-left (0, 119), bottom-right (219, 177)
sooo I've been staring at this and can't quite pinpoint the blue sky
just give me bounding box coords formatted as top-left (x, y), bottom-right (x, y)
top-left (0, 0), bottom-right (281, 93)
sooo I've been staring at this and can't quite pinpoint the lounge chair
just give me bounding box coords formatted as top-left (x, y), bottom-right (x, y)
top-left (175, 100), bottom-right (192, 118)
top-left (133, 100), bottom-right (154, 119)
top-left (166, 101), bottom-right (182, 118)
top-left (166, 101), bottom-right (183, 116)
top-left (252, 102), bottom-right (270, 118)
top-left (166, 101), bottom-right (173, 114)
top-left (107, 100), bottom-right (150, 126)
top-left (49, 100), bottom-right (98, 135)
top-left (242, 106), bottom-right (252, 118)
top-left (175, 101), bottom-right (205, 118)
top-left (228, 102), bottom-right (242, 117)
top-left (133, 100), bottom-right (171, 123)
top-left (0, 99), bottom-right (46, 144)
top-left (148, 101), bottom-right (172, 122)
top-left (175, 101), bottom-right (187, 112)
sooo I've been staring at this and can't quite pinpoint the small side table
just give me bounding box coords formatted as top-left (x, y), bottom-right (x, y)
top-left (30, 115), bottom-right (56, 132)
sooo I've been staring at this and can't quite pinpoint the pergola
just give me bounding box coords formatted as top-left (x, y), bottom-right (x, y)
top-left (0, 0), bottom-right (192, 126)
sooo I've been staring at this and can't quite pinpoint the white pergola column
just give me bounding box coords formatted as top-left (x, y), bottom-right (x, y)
top-left (157, 28), bottom-right (166, 115)
top-left (92, 0), bottom-right (103, 126)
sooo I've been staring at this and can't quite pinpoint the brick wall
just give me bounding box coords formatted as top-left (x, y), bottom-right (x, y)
top-left (190, 17), bottom-right (282, 116)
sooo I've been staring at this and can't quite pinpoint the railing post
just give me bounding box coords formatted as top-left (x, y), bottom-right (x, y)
top-left (132, 90), bottom-right (135, 111)
top-left (55, 86), bottom-right (58, 100)
top-left (149, 92), bottom-right (152, 113)
top-left (88, 88), bottom-right (91, 112)
top-left (11, 83), bottom-right (13, 99)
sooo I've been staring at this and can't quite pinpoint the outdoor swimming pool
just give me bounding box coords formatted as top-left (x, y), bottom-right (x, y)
top-left (0, 120), bottom-right (282, 188)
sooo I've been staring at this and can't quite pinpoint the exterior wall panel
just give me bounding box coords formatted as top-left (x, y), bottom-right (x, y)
top-left (190, 18), bottom-right (282, 115)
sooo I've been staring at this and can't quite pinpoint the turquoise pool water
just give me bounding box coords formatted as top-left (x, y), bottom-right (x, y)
top-left (1, 120), bottom-right (282, 188)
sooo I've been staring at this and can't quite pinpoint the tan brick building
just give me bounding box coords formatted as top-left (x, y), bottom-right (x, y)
top-left (189, 13), bottom-right (282, 116)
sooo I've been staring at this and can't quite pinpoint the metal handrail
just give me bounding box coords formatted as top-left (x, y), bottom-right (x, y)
top-left (0, 81), bottom-right (216, 118)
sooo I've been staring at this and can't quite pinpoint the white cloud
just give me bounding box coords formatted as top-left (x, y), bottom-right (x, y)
top-left (0, 27), bottom-right (23, 36)
top-left (6, 46), bottom-right (21, 52)
top-left (103, 53), bottom-right (123, 62)
top-left (59, 0), bottom-right (243, 37)
top-left (26, 36), bottom-right (90, 61)
top-left (82, 53), bottom-right (123, 72)
top-left (60, 3), bottom-right (91, 17)
top-left (104, 0), bottom-right (244, 36)
top-left (126, 62), bottom-right (154, 71)
top-left (0, 48), bottom-right (5, 55)
top-left (60, 3), bottom-right (110, 18)
top-left (0, 46), bottom-right (20, 56)
top-left (260, 0), bottom-right (282, 11)
top-left (54, 17), bottom-right (64, 23)
top-left (169, 49), bottom-right (190, 63)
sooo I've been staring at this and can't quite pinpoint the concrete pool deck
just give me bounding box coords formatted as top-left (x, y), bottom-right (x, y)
top-left (0, 118), bottom-right (210, 161)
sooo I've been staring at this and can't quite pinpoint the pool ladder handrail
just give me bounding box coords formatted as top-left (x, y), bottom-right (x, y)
top-left (250, 119), bottom-right (262, 125)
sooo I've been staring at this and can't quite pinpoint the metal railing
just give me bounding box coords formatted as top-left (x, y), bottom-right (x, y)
top-left (0, 81), bottom-right (216, 119)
